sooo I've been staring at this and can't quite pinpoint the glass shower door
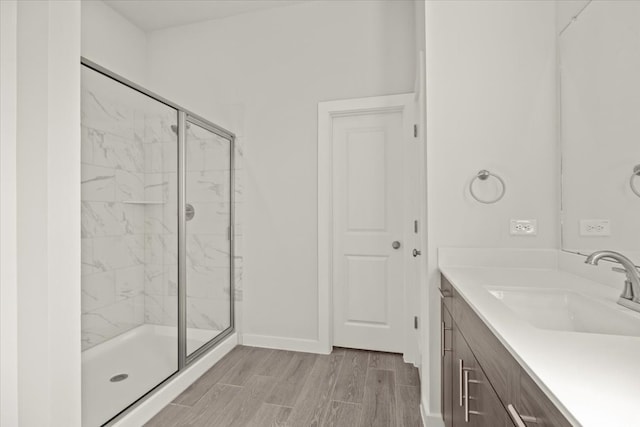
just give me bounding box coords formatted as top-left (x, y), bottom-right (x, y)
top-left (81, 64), bottom-right (179, 426)
top-left (183, 117), bottom-right (233, 358)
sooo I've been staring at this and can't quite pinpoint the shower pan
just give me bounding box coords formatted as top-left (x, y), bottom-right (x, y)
top-left (80, 58), bottom-right (235, 426)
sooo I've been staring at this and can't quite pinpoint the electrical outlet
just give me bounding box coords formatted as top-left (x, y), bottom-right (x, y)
top-left (510, 219), bottom-right (537, 236)
top-left (580, 219), bottom-right (611, 236)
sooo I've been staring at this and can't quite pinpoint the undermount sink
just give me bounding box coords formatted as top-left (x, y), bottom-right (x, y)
top-left (486, 287), bottom-right (640, 337)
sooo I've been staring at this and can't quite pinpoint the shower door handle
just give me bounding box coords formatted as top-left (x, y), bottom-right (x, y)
top-left (185, 203), bottom-right (195, 221)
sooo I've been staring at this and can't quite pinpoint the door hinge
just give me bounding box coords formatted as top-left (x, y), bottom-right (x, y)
top-left (414, 316), bottom-right (419, 329)
top-left (414, 220), bottom-right (419, 234)
top-left (413, 124), bottom-right (418, 138)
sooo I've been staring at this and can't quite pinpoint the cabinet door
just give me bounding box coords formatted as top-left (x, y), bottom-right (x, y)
top-left (467, 360), bottom-right (514, 427)
top-left (454, 328), bottom-right (512, 427)
top-left (452, 325), bottom-right (471, 427)
top-left (506, 370), bottom-right (572, 427)
top-left (442, 301), bottom-right (454, 427)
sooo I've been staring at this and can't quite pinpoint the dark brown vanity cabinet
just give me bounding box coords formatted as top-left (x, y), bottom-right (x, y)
top-left (440, 275), bottom-right (572, 427)
top-left (441, 300), bottom-right (454, 427)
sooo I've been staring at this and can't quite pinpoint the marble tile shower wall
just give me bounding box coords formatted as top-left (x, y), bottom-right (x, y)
top-left (81, 79), bottom-right (152, 350)
top-left (144, 124), bottom-right (238, 333)
top-left (81, 71), bottom-right (242, 351)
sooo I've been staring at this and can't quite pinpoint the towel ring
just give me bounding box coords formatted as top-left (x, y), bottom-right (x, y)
top-left (630, 165), bottom-right (640, 198)
top-left (469, 170), bottom-right (506, 204)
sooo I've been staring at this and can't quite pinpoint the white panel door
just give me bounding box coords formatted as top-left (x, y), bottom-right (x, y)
top-left (332, 111), bottom-right (404, 352)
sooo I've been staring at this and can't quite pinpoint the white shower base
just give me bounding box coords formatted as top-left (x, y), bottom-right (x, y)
top-left (82, 324), bottom-right (219, 427)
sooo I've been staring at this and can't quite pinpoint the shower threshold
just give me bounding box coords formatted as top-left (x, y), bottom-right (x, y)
top-left (82, 324), bottom-right (219, 427)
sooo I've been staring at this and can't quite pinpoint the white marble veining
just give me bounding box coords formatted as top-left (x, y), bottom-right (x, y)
top-left (81, 294), bottom-right (144, 349)
top-left (81, 164), bottom-right (116, 201)
top-left (81, 202), bottom-right (144, 238)
top-left (81, 66), bottom-right (241, 352)
top-left (185, 202), bottom-right (230, 235)
top-left (186, 170), bottom-right (230, 203)
top-left (82, 271), bottom-right (116, 314)
top-left (92, 131), bottom-right (145, 172)
top-left (439, 248), bottom-right (640, 427)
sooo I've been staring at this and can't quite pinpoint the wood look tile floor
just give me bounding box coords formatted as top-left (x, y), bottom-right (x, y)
top-left (146, 346), bottom-right (422, 427)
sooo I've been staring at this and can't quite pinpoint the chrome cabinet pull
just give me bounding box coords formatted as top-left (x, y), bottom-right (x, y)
top-left (458, 359), bottom-right (472, 406)
top-left (441, 321), bottom-right (452, 357)
top-left (507, 404), bottom-right (538, 426)
top-left (463, 370), bottom-right (481, 422)
top-left (464, 370), bottom-right (470, 422)
top-left (438, 287), bottom-right (451, 298)
top-left (459, 359), bottom-right (464, 406)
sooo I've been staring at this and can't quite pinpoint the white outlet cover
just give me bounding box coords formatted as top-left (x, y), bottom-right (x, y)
top-left (510, 219), bottom-right (537, 236)
top-left (579, 219), bottom-right (611, 236)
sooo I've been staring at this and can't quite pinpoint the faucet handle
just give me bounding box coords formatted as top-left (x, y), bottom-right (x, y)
top-left (612, 267), bottom-right (636, 300)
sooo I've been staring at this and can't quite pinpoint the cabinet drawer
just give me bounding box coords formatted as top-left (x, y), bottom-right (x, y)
top-left (508, 370), bottom-right (572, 427)
top-left (442, 301), bottom-right (454, 427)
top-left (440, 275), bottom-right (454, 312)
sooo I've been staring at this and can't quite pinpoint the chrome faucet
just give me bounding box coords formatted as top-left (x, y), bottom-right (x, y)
top-left (585, 250), bottom-right (640, 312)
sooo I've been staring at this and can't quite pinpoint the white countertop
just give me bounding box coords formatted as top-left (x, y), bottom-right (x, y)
top-left (439, 263), bottom-right (640, 427)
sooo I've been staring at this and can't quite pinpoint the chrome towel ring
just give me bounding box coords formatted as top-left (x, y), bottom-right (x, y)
top-left (630, 165), bottom-right (640, 198)
top-left (469, 169), bottom-right (506, 204)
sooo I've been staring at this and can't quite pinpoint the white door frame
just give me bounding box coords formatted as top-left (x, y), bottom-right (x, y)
top-left (318, 93), bottom-right (419, 362)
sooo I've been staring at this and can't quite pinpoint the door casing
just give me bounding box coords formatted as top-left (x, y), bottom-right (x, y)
top-left (318, 93), bottom-right (421, 363)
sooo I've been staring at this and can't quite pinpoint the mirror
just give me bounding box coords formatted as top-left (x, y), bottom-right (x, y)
top-left (560, 0), bottom-right (640, 265)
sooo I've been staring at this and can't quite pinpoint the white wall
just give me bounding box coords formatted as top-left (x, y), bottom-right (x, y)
top-left (81, 0), bottom-right (148, 85)
top-left (423, 0), bottom-right (557, 420)
top-left (0, 1), bottom-right (19, 425)
top-left (2, 1), bottom-right (82, 426)
top-left (146, 0), bottom-right (416, 344)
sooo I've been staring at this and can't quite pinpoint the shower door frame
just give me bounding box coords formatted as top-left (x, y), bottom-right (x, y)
top-left (81, 57), bottom-right (235, 423)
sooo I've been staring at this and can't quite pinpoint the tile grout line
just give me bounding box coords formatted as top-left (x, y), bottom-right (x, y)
top-left (185, 347), bottom-right (252, 408)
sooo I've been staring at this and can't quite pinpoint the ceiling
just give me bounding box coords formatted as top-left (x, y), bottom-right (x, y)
top-left (103, 0), bottom-right (309, 32)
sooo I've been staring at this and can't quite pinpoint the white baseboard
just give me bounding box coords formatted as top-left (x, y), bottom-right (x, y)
top-left (112, 333), bottom-right (238, 427)
top-left (420, 402), bottom-right (445, 427)
top-left (242, 333), bottom-right (331, 354)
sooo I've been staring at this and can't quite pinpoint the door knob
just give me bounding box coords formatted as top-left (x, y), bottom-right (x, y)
top-left (413, 249), bottom-right (421, 257)
top-left (392, 241), bottom-right (401, 249)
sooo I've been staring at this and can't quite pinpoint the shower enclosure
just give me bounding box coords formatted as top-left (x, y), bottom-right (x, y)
top-left (80, 59), bottom-right (235, 426)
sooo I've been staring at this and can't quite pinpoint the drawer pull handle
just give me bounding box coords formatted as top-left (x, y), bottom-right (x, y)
top-left (441, 321), bottom-right (452, 357)
top-left (458, 359), bottom-right (472, 407)
top-left (463, 370), bottom-right (483, 421)
top-left (508, 404), bottom-right (538, 426)
top-left (459, 359), bottom-right (464, 406)
top-left (464, 370), bottom-right (470, 422)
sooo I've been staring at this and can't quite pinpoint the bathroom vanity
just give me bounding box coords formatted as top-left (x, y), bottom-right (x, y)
top-left (438, 249), bottom-right (640, 427)
top-left (440, 274), bottom-right (571, 427)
